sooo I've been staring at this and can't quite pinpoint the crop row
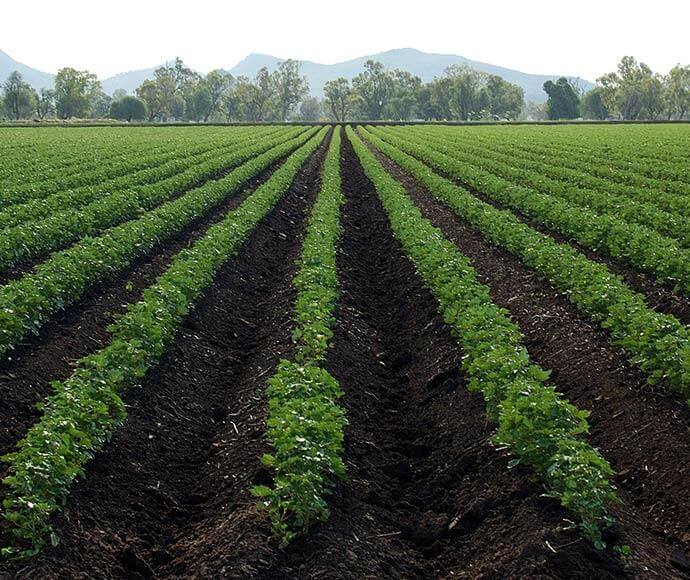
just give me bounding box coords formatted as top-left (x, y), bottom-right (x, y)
top-left (360, 126), bottom-right (690, 404)
top-left (0, 127), bottom-right (247, 195)
top-left (0, 126), bottom-right (288, 229)
top-left (0, 127), bottom-right (329, 558)
top-left (0, 131), bottom-right (250, 205)
top-left (400, 127), bottom-right (690, 244)
top-left (347, 126), bottom-right (618, 549)
top-left (453, 125), bottom-right (690, 185)
top-left (372, 126), bottom-right (690, 295)
top-left (253, 128), bottom-right (347, 544)
top-left (414, 125), bottom-right (690, 217)
top-left (0, 127), bottom-right (308, 271)
top-left (0, 127), bottom-right (318, 359)
top-left (420, 126), bottom-right (690, 216)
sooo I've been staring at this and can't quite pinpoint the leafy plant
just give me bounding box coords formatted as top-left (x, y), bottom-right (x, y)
top-left (0, 127), bottom-right (329, 557)
top-left (365, 125), bottom-right (690, 405)
top-left (348, 125), bottom-right (619, 549)
top-left (253, 129), bottom-right (347, 544)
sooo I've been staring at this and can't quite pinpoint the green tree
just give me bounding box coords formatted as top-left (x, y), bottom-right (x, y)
top-left (445, 65), bottom-right (486, 120)
top-left (543, 77), bottom-right (580, 119)
top-left (417, 77), bottom-right (453, 120)
top-left (641, 73), bottom-right (665, 119)
top-left (137, 79), bottom-right (165, 121)
top-left (665, 64), bottom-right (690, 119)
top-left (2, 71), bottom-right (36, 119)
top-left (185, 84), bottom-right (212, 121)
top-left (297, 96), bottom-right (322, 120)
top-left (352, 60), bottom-right (394, 120)
top-left (248, 67), bottom-right (275, 121)
top-left (596, 56), bottom-right (656, 120)
top-left (224, 70), bottom-right (274, 122)
top-left (324, 77), bottom-right (356, 122)
top-left (386, 70), bottom-right (421, 120)
top-left (485, 74), bottom-right (524, 119)
top-left (35, 88), bottom-right (56, 120)
top-left (271, 60), bottom-right (308, 121)
top-left (135, 58), bottom-right (199, 122)
top-left (580, 88), bottom-right (609, 120)
top-left (54, 68), bottom-right (101, 118)
top-left (90, 89), bottom-right (111, 119)
top-left (203, 70), bottom-right (233, 122)
top-left (109, 95), bottom-right (148, 121)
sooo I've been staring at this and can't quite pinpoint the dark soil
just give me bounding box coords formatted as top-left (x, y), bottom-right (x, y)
top-left (0, 145), bottom-right (298, 462)
top-left (0, 132), bottom-right (330, 579)
top-left (370, 143), bottom-right (690, 578)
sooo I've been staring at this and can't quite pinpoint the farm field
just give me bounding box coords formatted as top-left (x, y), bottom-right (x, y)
top-left (0, 123), bottom-right (689, 578)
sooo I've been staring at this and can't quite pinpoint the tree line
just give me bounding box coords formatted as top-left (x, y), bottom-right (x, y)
top-left (541, 57), bottom-right (689, 121)
top-left (1, 55), bottom-right (688, 122)
top-left (0, 58), bottom-right (525, 123)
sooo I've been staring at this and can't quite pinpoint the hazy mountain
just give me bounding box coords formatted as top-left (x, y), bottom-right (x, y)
top-left (1, 47), bottom-right (593, 103)
top-left (101, 66), bottom-right (160, 94)
top-left (230, 48), bottom-right (593, 102)
top-left (0, 49), bottom-right (54, 90)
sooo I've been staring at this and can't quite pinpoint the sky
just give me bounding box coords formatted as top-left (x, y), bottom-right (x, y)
top-left (2, 0), bottom-right (689, 81)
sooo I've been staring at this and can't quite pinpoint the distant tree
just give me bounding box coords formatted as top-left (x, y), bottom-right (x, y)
top-left (597, 56), bottom-right (655, 120)
top-left (203, 70), bottom-right (234, 121)
top-left (665, 64), bottom-right (690, 119)
top-left (580, 88), bottom-right (609, 120)
top-left (2, 71), bottom-right (36, 119)
top-left (109, 95), bottom-right (148, 121)
top-left (90, 89), bottom-right (112, 119)
top-left (223, 72), bottom-right (274, 122)
top-left (170, 94), bottom-right (186, 120)
top-left (271, 60), bottom-right (308, 121)
top-left (484, 74), bottom-right (524, 119)
top-left (641, 73), bottom-right (666, 119)
top-left (352, 60), bottom-right (394, 120)
top-left (297, 96), bottom-right (322, 120)
top-left (137, 79), bottom-right (166, 121)
top-left (386, 70), bottom-right (421, 120)
top-left (54, 68), bottom-right (101, 118)
top-left (324, 77), bottom-right (356, 122)
top-left (167, 57), bottom-right (200, 92)
top-left (543, 77), bottom-right (580, 119)
top-left (185, 84), bottom-right (212, 121)
top-left (35, 88), bottom-right (56, 119)
top-left (416, 77), bottom-right (453, 120)
top-left (135, 58), bottom-right (199, 122)
top-left (445, 65), bottom-right (487, 120)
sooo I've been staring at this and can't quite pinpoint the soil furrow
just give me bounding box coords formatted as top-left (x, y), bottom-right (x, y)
top-left (0, 150), bottom-right (294, 461)
top-left (199, 134), bottom-right (625, 579)
top-left (371, 146), bottom-right (690, 578)
top-left (1, 134), bottom-right (331, 580)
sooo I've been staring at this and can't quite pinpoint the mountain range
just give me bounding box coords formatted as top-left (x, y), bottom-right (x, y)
top-left (1, 48), bottom-right (594, 103)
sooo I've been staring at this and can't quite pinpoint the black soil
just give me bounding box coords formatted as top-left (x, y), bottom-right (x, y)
top-left (0, 132), bottom-right (330, 579)
top-left (0, 147), bottom-right (296, 460)
top-left (370, 143), bottom-right (690, 578)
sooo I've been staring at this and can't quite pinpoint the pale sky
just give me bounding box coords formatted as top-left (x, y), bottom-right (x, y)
top-left (3, 0), bottom-right (688, 81)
